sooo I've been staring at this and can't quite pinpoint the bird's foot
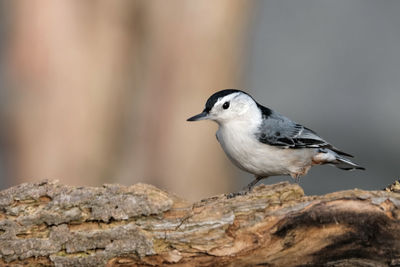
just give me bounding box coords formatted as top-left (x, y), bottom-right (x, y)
top-left (227, 176), bottom-right (266, 198)
top-left (290, 167), bottom-right (310, 183)
top-left (290, 173), bottom-right (301, 183)
top-left (226, 190), bottom-right (249, 199)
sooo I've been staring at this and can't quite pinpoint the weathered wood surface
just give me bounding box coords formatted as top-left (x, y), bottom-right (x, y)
top-left (0, 180), bottom-right (400, 266)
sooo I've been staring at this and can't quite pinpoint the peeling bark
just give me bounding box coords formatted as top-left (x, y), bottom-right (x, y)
top-left (0, 180), bottom-right (400, 266)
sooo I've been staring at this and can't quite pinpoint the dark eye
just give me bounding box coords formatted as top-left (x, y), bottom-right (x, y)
top-left (222, 101), bottom-right (230, 109)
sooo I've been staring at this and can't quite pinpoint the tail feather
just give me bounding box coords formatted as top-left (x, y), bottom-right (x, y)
top-left (314, 149), bottom-right (365, 170)
top-left (329, 146), bottom-right (354, 158)
top-left (335, 155), bottom-right (365, 171)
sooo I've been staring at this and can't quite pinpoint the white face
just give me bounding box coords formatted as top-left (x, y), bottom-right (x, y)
top-left (207, 92), bottom-right (259, 124)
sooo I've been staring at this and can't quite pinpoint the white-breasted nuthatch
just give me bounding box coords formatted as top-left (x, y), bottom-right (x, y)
top-left (187, 89), bottom-right (364, 196)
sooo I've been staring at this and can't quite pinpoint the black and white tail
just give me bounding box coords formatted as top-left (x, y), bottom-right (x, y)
top-left (314, 149), bottom-right (365, 171)
top-left (334, 155), bottom-right (365, 170)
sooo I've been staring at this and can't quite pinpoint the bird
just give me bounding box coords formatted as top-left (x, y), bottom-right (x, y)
top-left (187, 89), bottom-right (364, 197)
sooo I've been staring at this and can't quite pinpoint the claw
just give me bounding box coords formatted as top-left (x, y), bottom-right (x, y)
top-left (226, 190), bottom-right (249, 199)
top-left (227, 176), bottom-right (268, 198)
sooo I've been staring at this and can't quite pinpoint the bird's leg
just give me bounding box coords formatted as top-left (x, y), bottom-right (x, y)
top-left (290, 166), bottom-right (310, 183)
top-left (290, 172), bottom-right (302, 183)
top-left (242, 176), bottom-right (264, 192)
top-left (226, 176), bottom-right (265, 199)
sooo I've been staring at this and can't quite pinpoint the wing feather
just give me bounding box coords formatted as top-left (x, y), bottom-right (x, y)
top-left (256, 111), bottom-right (351, 156)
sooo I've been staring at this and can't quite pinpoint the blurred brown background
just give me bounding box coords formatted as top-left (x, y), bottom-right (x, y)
top-left (0, 0), bottom-right (252, 201)
top-left (0, 1), bottom-right (399, 201)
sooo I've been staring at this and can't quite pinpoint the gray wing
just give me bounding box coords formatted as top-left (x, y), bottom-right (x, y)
top-left (256, 112), bottom-right (353, 157)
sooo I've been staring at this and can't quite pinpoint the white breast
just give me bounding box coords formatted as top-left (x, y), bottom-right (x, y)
top-left (216, 121), bottom-right (316, 177)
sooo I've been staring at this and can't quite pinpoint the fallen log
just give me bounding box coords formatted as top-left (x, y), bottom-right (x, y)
top-left (0, 180), bottom-right (399, 266)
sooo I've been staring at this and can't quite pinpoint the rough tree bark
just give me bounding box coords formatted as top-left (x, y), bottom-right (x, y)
top-left (0, 180), bottom-right (400, 266)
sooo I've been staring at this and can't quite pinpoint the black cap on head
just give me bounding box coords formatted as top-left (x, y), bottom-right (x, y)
top-left (187, 89), bottom-right (250, 122)
top-left (203, 89), bottom-right (247, 113)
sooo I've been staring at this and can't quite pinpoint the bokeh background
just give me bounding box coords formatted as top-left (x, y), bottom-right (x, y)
top-left (0, 0), bottom-right (399, 201)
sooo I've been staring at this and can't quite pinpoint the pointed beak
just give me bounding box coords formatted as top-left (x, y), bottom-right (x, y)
top-left (187, 111), bottom-right (209, 121)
